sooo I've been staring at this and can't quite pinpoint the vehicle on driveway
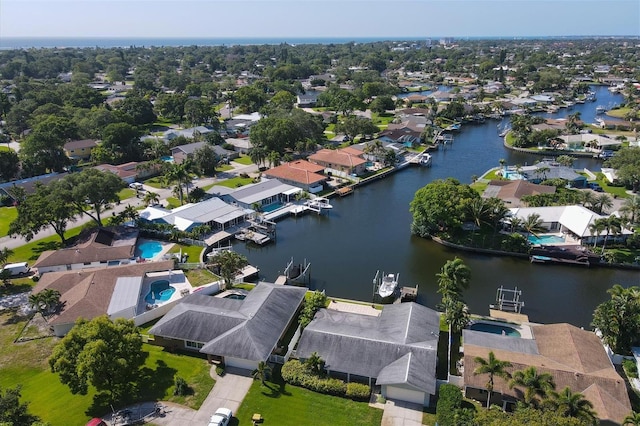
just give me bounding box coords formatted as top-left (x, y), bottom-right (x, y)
top-left (208, 407), bottom-right (233, 426)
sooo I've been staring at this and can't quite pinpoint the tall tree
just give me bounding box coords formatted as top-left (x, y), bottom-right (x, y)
top-left (0, 385), bottom-right (41, 426)
top-left (163, 161), bottom-right (193, 206)
top-left (620, 195), bottom-right (640, 225)
top-left (252, 361), bottom-right (272, 385)
top-left (0, 150), bottom-right (20, 182)
top-left (508, 366), bottom-right (555, 407)
top-left (521, 213), bottom-right (545, 240)
top-left (546, 387), bottom-right (597, 425)
top-left (437, 257), bottom-right (471, 302)
top-left (473, 351), bottom-right (512, 408)
top-left (49, 316), bottom-right (147, 404)
top-left (591, 284), bottom-right (640, 354)
top-left (208, 251), bottom-right (249, 290)
top-left (61, 168), bottom-right (126, 226)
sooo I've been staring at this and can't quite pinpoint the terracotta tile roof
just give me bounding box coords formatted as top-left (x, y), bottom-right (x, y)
top-left (308, 148), bottom-right (366, 168)
top-left (34, 260), bottom-right (175, 326)
top-left (33, 227), bottom-right (138, 268)
top-left (263, 161), bottom-right (328, 185)
top-left (487, 180), bottom-right (556, 200)
top-left (463, 323), bottom-right (630, 424)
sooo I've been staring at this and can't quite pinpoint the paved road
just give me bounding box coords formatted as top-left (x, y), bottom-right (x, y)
top-left (0, 161), bottom-right (259, 251)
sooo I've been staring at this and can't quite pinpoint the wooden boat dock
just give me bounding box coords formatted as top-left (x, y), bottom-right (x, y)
top-left (336, 186), bottom-right (354, 197)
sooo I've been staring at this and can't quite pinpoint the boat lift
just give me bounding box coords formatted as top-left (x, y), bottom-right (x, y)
top-left (490, 286), bottom-right (524, 313)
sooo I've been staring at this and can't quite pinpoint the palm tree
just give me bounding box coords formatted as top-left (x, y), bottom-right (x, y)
top-left (40, 289), bottom-right (61, 315)
top-left (436, 257), bottom-right (471, 302)
top-left (248, 146), bottom-right (267, 168)
top-left (522, 213), bottom-right (545, 240)
top-left (0, 247), bottom-right (14, 267)
top-left (547, 386), bottom-right (597, 425)
top-left (581, 190), bottom-right (597, 210)
top-left (588, 218), bottom-right (606, 248)
top-left (305, 352), bottom-right (325, 375)
top-left (621, 195), bottom-right (640, 225)
top-left (252, 361), bottom-right (272, 385)
top-left (208, 251), bottom-right (249, 290)
top-left (601, 216), bottom-right (622, 252)
top-left (594, 193), bottom-right (613, 215)
top-left (473, 351), bottom-right (512, 408)
top-left (467, 198), bottom-right (491, 237)
top-left (508, 366), bottom-right (555, 407)
top-left (163, 161), bottom-right (193, 206)
top-left (623, 411), bottom-right (640, 425)
top-left (508, 216), bottom-right (523, 233)
top-left (143, 191), bottom-right (160, 207)
top-left (28, 293), bottom-right (45, 315)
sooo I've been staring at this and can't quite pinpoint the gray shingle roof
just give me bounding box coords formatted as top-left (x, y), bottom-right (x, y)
top-left (149, 282), bottom-right (306, 362)
top-left (295, 303), bottom-right (439, 394)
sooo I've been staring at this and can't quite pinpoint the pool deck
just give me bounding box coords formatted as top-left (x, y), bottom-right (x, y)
top-left (136, 238), bottom-right (175, 261)
top-left (472, 318), bottom-right (534, 339)
top-left (138, 270), bottom-right (193, 312)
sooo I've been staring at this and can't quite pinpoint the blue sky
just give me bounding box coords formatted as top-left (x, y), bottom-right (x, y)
top-left (1, 0), bottom-right (639, 39)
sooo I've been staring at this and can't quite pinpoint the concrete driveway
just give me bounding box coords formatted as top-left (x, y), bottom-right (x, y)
top-left (381, 399), bottom-right (424, 426)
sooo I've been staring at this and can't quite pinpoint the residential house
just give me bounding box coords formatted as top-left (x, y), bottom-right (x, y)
top-left (222, 112), bottom-right (262, 138)
top-left (170, 141), bottom-right (238, 165)
top-left (94, 162), bottom-right (145, 184)
top-left (519, 161), bottom-right (587, 187)
top-left (307, 148), bottom-right (367, 176)
top-left (378, 129), bottom-right (421, 147)
top-left (163, 126), bottom-right (213, 142)
top-left (559, 134), bottom-right (623, 152)
top-left (148, 282), bottom-right (307, 370)
top-left (482, 180), bottom-right (556, 207)
top-left (32, 260), bottom-right (176, 336)
top-left (63, 139), bottom-right (98, 160)
top-left (139, 197), bottom-right (248, 232)
top-left (0, 172), bottom-right (68, 202)
top-left (296, 303), bottom-right (439, 406)
top-left (296, 92), bottom-right (319, 108)
top-left (224, 137), bottom-right (252, 154)
top-left (508, 205), bottom-right (634, 245)
top-left (220, 178), bottom-right (302, 210)
top-left (463, 323), bottom-right (632, 425)
top-left (33, 227), bottom-right (140, 274)
top-left (263, 160), bottom-right (328, 193)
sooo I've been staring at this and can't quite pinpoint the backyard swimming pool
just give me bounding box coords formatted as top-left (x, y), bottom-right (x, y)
top-left (224, 293), bottom-right (246, 300)
top-left (470, 322), bottom-right (521, 337)
top-left (528, 234), bottom-right (565, 245)
top-left (145, 280), bottom-right (175, 304)
top-left (136, 240), bottom-right (164, 259)
top-left (261, 202), bottom-right (283, 213)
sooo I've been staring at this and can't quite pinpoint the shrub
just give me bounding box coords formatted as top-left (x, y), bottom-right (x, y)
top-left (623, 358), bottom-right (638, 378)
top-left (173, 376), bottom-right (191, 396)
top-left (299, 291), bottom-right (328, 329)
top-left (346, 382), bottom-right (371, 401)
top-left (281, 360), bottom-right (346, 396)
top-left (436, 384), bottom-right (463, 426)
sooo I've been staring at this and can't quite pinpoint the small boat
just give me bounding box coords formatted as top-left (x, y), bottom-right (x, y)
top-left (305, 197), bottom-right (333, 210)
top-left (445, 122), bottom-right (461, 132)
top-left (377, 273), bottom-right (399, 298)
top-left (531, 255), bottom-right (553, 263)
top-left (419, 153), bottom-right (432, 167)
top-left (596, 105), bottom-right (606, 114)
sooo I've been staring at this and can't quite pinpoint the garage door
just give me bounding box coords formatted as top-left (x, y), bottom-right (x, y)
top-left (383, 385), bottom-right (426, 405)
top-left (226, 357), bottom-right (258, 371)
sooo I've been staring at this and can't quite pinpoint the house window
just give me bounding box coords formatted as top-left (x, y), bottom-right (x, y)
top-left (185, 341), bottom-right (204, 349)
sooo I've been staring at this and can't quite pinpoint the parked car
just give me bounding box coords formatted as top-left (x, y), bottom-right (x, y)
top-left (208, 407), bottom-right (233, 426)
top-left (0, 262), bottom-right (30, 276)
top-left (588, 182), bottom-right (604, 192)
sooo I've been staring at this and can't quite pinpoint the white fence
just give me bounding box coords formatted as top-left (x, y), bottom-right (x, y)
top-left (134, 299), bottom-right (180, 327)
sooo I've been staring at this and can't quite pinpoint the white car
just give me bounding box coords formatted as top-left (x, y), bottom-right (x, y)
top-left (208, 407), bottom-right (233, 426)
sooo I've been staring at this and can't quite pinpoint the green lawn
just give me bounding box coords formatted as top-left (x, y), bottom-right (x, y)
top-left (0, 145), bottom-right (10, 152)
top-left (118, 188), bottom-right (136, 200)
top-left (215, 177), bottom-right (254, 189)
top-left (235, 366), bottom-right (383, 426)
top-left (144, 176), bottom-right (168, 189)
top-left (184, 268), bottom-right (219, 287)
top-left (0, 206), bottom-right (17, 237)
top-left (169, 244), bottom-right (204, 264)
top-left (232, 155), bottom-right (253, 166)
top-left (0, 311), bottom-right (214, 426)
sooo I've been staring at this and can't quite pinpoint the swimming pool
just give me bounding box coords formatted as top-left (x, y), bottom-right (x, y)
top-left (528, 234), bottom-right (565, 245)
top-left (470, 322), bottom-right (521, 337)
top-left (136, 240), bottom-right (164, 259)
top-left (261, 202), bottom-right (283, 213)
top-left (161, 156), bottom-right (174, 163)
top-left (145, 280), bottom-right (175, 304)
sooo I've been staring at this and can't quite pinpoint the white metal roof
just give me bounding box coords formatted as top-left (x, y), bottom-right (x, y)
top-left (107, 276), bottom-right (143, 316)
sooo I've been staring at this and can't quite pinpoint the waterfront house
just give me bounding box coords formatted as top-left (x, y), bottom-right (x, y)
top-left (519, 161), bottom-right (587, 187)
top-left (33, 226), bottom-right (140, 274)
top-left (558, 134), bottom-right (623, 152)
top-left (463, 323), bottom-right (631, 424)
top-left (378, 129), bottom-right (421, 147)
top-left (263, 160), bottom-right (328, 193)
top-left (33, 260), bottom-right (176, 336)
top-left (220, 178), bottom-right (302, 210)
top-left (482, 180), bottom-right (556, 207)
top-left (139, 197), bottom-right (248, 232)
top-left (63, 139), bottom-right (98, 161)
top-left (148, 282), bottom-right (306, 370)
top-left (307, 147), bottom-right (367, 176)
top-left (296, 303), bottom-right (439, 406)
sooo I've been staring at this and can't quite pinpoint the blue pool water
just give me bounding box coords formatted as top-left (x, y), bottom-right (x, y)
top-left (224, 293), bottom-right (246, 300)
top-left (145, 280), bottom-right (175, 304)
top-left (136, 241), bottom-right (163, 259)
top-left (161, 156), bottom-right (174, 163)
top-left (261, 203), bottom-right (283, 213)
top-left (470, 322), bottom-right (521, 337)
top-left (528, 234), bottom-right (565, 245)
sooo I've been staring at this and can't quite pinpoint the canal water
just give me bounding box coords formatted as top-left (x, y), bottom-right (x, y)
top-left (235, 85), bottom-right (639, 328)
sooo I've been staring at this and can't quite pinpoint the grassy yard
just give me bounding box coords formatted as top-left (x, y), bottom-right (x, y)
top-left (214, 176), bottom-right (254, 189)
top-left (118, 188), bottom-right (136, 200)
top-left (169, 243), bottom-right (204, 263)
top-left (184, 268), bottom-right (219, 287)
top-left (0, 310), bottom-right (214, 426)
top-left (593, 173), bottom-right (630, 198)
top-left (144, 176), bottom-right (168, 189)
top-left (0, 206), bottom-right (17, 237)
top-left (235, 366), bottom-right (383, 426)
top-left (232, 155), bottom-right (253, 166)
top-left (6, 225), bottom-right (86, 264)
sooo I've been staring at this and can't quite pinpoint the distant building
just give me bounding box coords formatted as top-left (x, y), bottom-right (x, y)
top-left (307, 147), bottom-right (367, 176)
top-left (63, 139), bottom-right (98, 160)
top-left (263, 160), bottom-right (328, 193)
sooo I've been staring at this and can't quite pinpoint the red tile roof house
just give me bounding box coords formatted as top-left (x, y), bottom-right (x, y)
top-left (263, 160), bottom-right (328, 193)
top-left (33, 227), bottom-right (140, 274)
top-left (307, 148), bottom-right (367, 176)
top-left (63, 139), bottom-right (98, 160)
top-left (463, 323), bottom-right (632, 425)
top-left (33, 260), bottom-right (175, 336)
top-left (93, 161), bottom-right (159, 183)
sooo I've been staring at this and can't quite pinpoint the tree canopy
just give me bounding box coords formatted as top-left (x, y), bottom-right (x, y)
top-left (49, 316), bottom-right (147, 404)
top-left (591, 284), bottom-right (640, 354)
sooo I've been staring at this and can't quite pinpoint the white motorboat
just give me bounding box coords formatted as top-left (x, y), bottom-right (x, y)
top-left (377, 273), bottom-right (399, 298)
top-left (306, 197), bottom-right (333, 210)
top-left (419, 153), bottom-right (432, 167)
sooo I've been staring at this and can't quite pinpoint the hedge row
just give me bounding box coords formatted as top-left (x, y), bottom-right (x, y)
top-left (436, 383), bottom-right (463, 426)
top-left (281, 360), bottom-right (371, 400)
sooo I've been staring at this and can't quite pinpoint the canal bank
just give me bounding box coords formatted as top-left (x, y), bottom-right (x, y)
top-left (235, 85), bottom-right (638, 328)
